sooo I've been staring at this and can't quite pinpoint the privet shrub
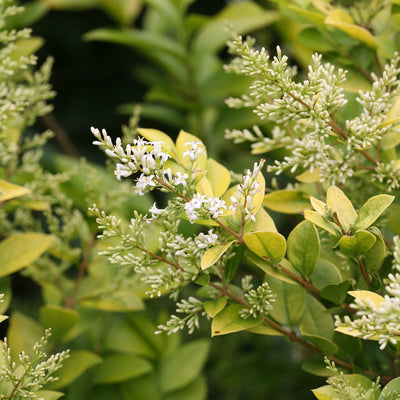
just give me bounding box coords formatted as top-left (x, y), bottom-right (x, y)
top-left (90, 3), bottom-right (400, 399)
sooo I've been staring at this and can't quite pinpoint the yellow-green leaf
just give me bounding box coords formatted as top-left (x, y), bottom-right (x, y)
top-left (0, 233), bottom-right (55, 278)
top-left (246, 323), bottom-right (284, 336)
top-left (310, 196), bottom-right (328, 216)
top-left (0, 179), bottom-right (30, 202)
top-left (353, 194), bottom-right (394, 231)
top-left (296, 168), bottom-right (321, 183)
top-left (312, 385), bottom-right (337, 400)
top-left (211, 304), bottom-right (262, 336)
top-left (348, 290), bottom-right (386, 308)
top-left (47, 350), bottom-right (102, 389)
top-left (243, 207), bottom-right (277, 233)
top-left (137, 128), bottom-right (176, 156)
top-left (243, 231), bottom-right (286, 264)
top-left (338, 230), bottom-right (376, 257)
top-left (196, 176), bottom-right (214, 197)
top-left (33, 391), bottom-right (64, 400)
top-left (304, 210), bottom-right (341, 236)
top-left (205, 158), bottom-right (230, 197)
top-left (263, 189), bottom-right (311, 214)
top-left (326, 186), bottom-right (357, 232)
top-left (380, 96), bottom-right (400, 128)
top-left (325, 9), bottom-right (377, 48)
top-left (201, 241), bottom-right (236, 270)
top-left (176, 130), bottom-right (207, 169)
top-left (204, 297), bottom-right (227, 317)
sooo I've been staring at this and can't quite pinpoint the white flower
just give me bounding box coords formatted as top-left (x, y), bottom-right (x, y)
top-left (149, 202), bottom-right (164, 218)
top-left (135, 174), bottom-right (157, 195)
top-left (183, 141), bottom-right (206, 161)
top-left (115, 163), bottom-right (133, 180)
top-left (195, 230), bottom-right (219, 249)
top-left (174, 172), bottom-right (189, 186)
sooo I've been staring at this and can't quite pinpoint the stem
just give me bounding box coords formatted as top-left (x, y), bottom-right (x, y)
top-left (358, 258), bottom-right (371, 286)
top-left (278, 263), bottom-right (321, 296)
top-left (215, 219), bottom-right (243, 243)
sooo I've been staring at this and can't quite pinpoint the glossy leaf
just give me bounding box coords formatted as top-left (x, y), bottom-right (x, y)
top-left (0, 179), bottom-right (30, 201)
top-left (364, 231), bottom-right (386, 271)
top-left (92, 354), bottom-right (153, 384)
top-left (211, 304), bottom-right (262, 336)
top-left (304, 210), bottom-right (340, 236)
top-left (299, 295), bottom-right (334, 340)
top-left (0, 233), bottom-right (54, 278)
top-left (246, 323), bottom-right (284, 336)
top-left (204, 297), bottom-right (227, 318)
top-left (325, 9), bottom-right (377, 48)
top-left (120, 373), bottom-right (159, 400)
top-left (312, 385), bottom-right (337, 400)
top-left (326, 186), bottom-right (357, 232)
top-left (40, 0), bottom-right (98, 10)
top-left (34, 391), bottom-right (65, 400)
top-left (243, 231), bottom-right (286, 264)
top-left (287, 221), bottom-right (320, 276)
top-left (295, 168), bottom-right (321, 183)
top-left (205, 158), bottom-right (230, 197)
top-left (348, 290), bottom-right (386, 308)
top-left (243, 207), bottom-right (277, 233)
top-left (39, 305), bottom-right (80, 343)
top-left (267, 276), bottom-right (306, 326)
top-left (302, 334), bottom-right (338, 355)
top-left (97, 0), bottom-right (142, 26)
top-left (353, 194), bottom-right (394, 231)
top-left (160, 339), bottom-right (210, 392)
top-left (246, 252), bottom-right (298, 284)
top-left (263, 189), bottom-right (311, 214)
top-left (201, 240), bottom-right (236, 270)
top-left (338, 230), bottom-right (376, 257)
top-left (320, 280), bottom-right (351, 304)
top-left (47, 350), bottom-right (102, 389)
top-left (310, 259), bottom-right (342, 290)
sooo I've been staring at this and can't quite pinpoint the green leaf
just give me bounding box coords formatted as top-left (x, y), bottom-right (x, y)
top-left (205, 158), bottom-right (230, 197)
top-left (353, 194), bottom-right (394, 231)
top-left (304, 210), bottom-right (341, 236)
top-left (263, 189), bottom-right (311, 214)
top-left (164, 376), bottom-right (207, 400)
top-left (193, 2), bottom-right (280, 56)
top-left (0, 277), bottom-right (11, 314)
top-left (246, 252), bottom-right (298, 284)
top-left (298, 295), bottom-right (334, 340)
top-left (211, 304), bottom-right (262, 336)
top-left (160, 340), bottom-right (210, 393)
top-left (47, 350), bottom-right (102, 389)
top-left (267, 276), bottom-right (306, 326)
top-left (40, 0), bottom-right (98, 10)
top-left (302, 334), bottom-right (338, 355)
top-left (297, 27), bottom-right (336, 52)
top-left (224, 244), bottom-right (245, 282)
top-left (39, 305), bottom-right (79, 343)
top-left (243, 231), bottom-right (286, 264)
top-left (287, 221), bottom-right (320, 276)
top-left (325, 9), bottom-right (377, 48)
top-left (379, 376), bottom-right (400, 399)
top-left (7, 312), bottom-right (42, 361)
top-left (320, 280), bottom-right (351, 304)
top-left (104, 317), bottom-right (156, 359)
top-left (204, 297), bottom-right (227, 318)
top-left (92, 354), bottom-right (153, 384)
top-left (338, 230), bottom-right (376, 257)
top-left (201, 240), bottom-right (236, 270)
top-left (0, 233), bottom-right (54, 278)
top-left (0, 179), bottom-right (30, 201)
top-left (310, 259), bottom-right (342, 290)
top-left (364, 230), bottom-right (386, 271)
top-left (326, 186), bottom-right (357, 233)
top-left (246, 323), bottom-right (284, 336)
top-left (97, 0), bottom-right (142, 26)
top-left (34, 391), bottom-right (65, 400)
top-left (120, 373), bottom-right (159, 400)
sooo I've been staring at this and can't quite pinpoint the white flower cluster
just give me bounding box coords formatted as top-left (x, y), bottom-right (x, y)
top-left (230, 161), bottom-right (264, 221)
top-left (336, 236), bottom-right (400, 350)
top-left (0, 329), bottom-right (69, 398)
top-left (155, 296), bottom-right (206, 335)
top-left (239, 282), bottom-right (276, 319)
top-left (373, 161), bottom-right (400, 192)
top-left (346, 54), bottom-right (400, 151)
top-left (184, 193), bottom-right (227, 223)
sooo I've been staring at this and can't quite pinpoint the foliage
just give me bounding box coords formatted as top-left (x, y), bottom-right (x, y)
top-left (89, 1), bottom-right (400, 399)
